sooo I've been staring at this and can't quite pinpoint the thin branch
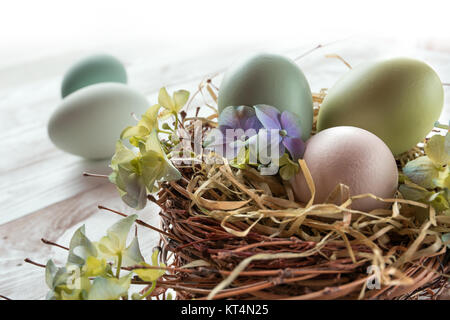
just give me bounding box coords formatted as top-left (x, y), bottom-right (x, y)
top-left (123, 264), bottom-right (195, 273)
top-left (41, 238), bottom-right (69, 251)
top-left (24, 258), bottom-right (46, 268)
top-left (0, 294), bottom-right (11, 300)
top-left (294, 44), bottom-right (324, 61)
top-left (293, 38), bottom-right (349, 61)
top-left (97, 205), bottom-right (180, 242)
top-left (83, 172), bottom-right (109, 178)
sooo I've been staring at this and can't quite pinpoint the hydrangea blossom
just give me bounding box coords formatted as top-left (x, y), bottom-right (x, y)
top-left (253, 104), bottom-right (306, 161)
top-left (204, 105), bottom-right (262, 159)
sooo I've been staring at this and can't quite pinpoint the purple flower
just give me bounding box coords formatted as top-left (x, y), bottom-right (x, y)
top-left (218, 105), bottom-right (263, 133)
top-left (204, 106), bottom-right (262, 159)
top-left (253, 104), bottom-right (305, 161)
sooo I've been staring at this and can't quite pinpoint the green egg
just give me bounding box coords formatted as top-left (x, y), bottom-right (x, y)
top-left (218, 53), bottom-right (314, 141)
top-left (61, 54), bottom-right (127, 98)
top-left (49, 83), bottom-right (149, 159)
top-left (317, 57), bottom-right (444, 155)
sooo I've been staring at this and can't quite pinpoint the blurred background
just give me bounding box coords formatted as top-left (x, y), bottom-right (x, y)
top-left (1, 0), bottom-right (450, 63)
top-left (0, 0), bottom-right (449, 299)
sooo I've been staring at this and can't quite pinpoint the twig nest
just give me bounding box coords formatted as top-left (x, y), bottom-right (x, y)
top-left (291, 126), bottom-right (398, 211)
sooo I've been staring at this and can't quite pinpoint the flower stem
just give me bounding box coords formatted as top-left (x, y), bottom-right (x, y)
top-left (116, 253), bottom-right (122, 278)
top-left (157, 129), bottom-right (172, 135)
top-left (138, 281), bottom-right (156, 300)
top-left (174, 112), bottom-right (179, 130)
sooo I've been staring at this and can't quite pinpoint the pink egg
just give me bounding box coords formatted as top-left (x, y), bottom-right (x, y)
top-left (290, 126), bottom-right (398, 211)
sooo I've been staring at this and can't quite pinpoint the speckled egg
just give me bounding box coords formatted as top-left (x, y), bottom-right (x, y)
top-left (48, 83), bottom-right (149, 159)
top-left (291, 126), bottom-right (398, 211)
top-left (317, 57), bottom-right (444, 155)
top-left (218, 53), bottom-right (314, 141)
top-left (61, 54), bottom-right (127, 98)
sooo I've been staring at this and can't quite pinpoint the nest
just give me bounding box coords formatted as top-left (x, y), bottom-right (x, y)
top-left (151, 89), bottom-right (449, 300)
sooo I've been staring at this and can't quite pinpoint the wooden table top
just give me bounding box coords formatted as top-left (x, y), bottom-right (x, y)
top-left (1, 37), bottom-right (449, 299)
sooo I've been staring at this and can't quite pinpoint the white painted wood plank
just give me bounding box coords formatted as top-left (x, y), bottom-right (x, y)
top-left (0, 182), bottom-right (162, 300)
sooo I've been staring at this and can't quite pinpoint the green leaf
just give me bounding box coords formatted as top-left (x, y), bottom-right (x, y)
top-left (59, 276), bottom-right (91, 300)
top-left (67, 225), bottom-right (97, 266)
top-left (87, 274), bottom-right (132, 300)
top-left (134, 249), bottom-right (166, 282)
top-left (120, 125), bottom-right (149, 141)
top-left (173, 90), bottom-right (190, 110)
top-left (82, 256), bottom-right (108, 277)
top-left (122, 237), bottom-right (145, 267)
top-left (120, 104), bottom-right (162, 146)
top-left (278, 153), bottom-right (299, 180)
top-left (142, 130), bottom-right (181, 184)
top-left (45, 260), bottom-right (58, 289)
top-left (110, 131), bottom-right (180, 210)
top-left (399, 183), bottom-right (432, 201)
top-left (427, 191), bottom-right (450, 212)
top-left (432, 166), bottom-right (450, 189)
top-left (425, 134), bottom-right (450, 166)
top-left (109, 141), bottom-right (148, 210)
top-left (134, 265), bottom-right (165, 282)
top-left (229, 145), bottom-right (249, 169)
top-left (110, 141), bottom-right (136, 172)
top-left (158, 87), bottom-right (174, 111)
top-left (140, 104), bottom-right (162, 129)
top-left (158, 87), bottom-right (189, 120)
top-left (117, 168), bottom-right (147, 210)
top-left (280, 165), bottom-right (296, 180)
top-left (140, 150), bottom-right (166, 188)
top-left (45, 262), bottom-right (69, 290)
top-left (96, 214), bottom-right (138, 259)
top-left (403, 156), bottom-right (441, 189)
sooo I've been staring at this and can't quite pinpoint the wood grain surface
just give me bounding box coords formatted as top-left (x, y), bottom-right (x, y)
top-left (0, 37), bottom-right (449, 300)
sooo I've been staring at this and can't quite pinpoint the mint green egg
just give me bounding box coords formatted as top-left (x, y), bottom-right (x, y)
top-left (317, 58), bottom-right (444, 155)
top-left (218, 53), bottom-right (314, 141)
top-left (61, 54), bottom-right (127, 98)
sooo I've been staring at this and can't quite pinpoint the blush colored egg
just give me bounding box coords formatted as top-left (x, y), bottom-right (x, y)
top-left (291, 126), bottom-right (398, 211)
top-left (48, 83), bottom-right (149, 159)
top-left (218, 53), bottom-right (314, 141)
top-left (61, 54), bottom-right (127, 98)
top-left (317, 57), bottom-right (444, 155)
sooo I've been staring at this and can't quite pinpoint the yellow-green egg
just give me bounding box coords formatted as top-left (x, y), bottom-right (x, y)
top-left (61, 54), bottom-right (127, 98)
top-left (317, 57), bottom-right (444, 155)
top-left (218, 53), bottom-right (313, 141)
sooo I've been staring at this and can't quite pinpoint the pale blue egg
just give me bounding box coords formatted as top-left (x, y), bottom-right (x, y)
top-left (48, 83), bottom-right (149, 159)
top-left (61, 54), bottom-right (127, 98)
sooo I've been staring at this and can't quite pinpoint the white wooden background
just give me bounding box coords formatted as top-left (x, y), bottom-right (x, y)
top-left (0, 37), bottom-right (449, 300)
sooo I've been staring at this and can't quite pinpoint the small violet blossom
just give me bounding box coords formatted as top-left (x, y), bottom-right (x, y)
top-left (253, 104), bottom-right (306, 161)
top-left (204, 105), bottom-right (262, 159)
top-left (204, 104), bottom-right (305, 164)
